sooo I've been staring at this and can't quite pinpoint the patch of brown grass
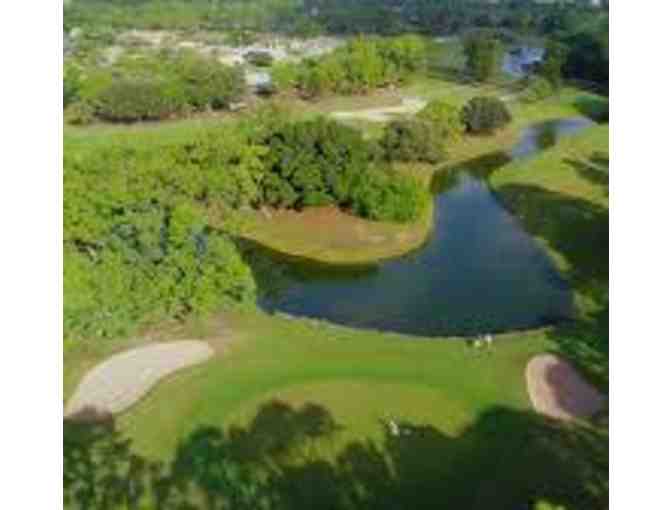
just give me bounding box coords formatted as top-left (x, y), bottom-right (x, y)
top-left (240, 204), bottom-right (433, 264)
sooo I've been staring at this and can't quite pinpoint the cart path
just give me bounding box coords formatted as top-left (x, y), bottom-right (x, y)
top-left (331, 97), bottom-right (428, 122)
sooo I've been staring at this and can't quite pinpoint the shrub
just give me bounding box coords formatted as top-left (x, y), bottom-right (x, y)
top-left (242, 102), bottom-right (293, 141)
top-left (260, 117), bottom-right (372, 208)
top-left (168, 52), bottom-right (246, 110)
top-left (270, 62), bottom-right (301, 92)
top-left (539, 40), bottom-right (568, 89)
top-left (78, 51), bottom-right (245, 122)
top-left (574, 96), bottom-right (609, 123)
top-left (463, 31), bottom-right (503, 82)
top-left (379, 119), bottom-right (445, 163)
top-left (351, 169), bottom-right (429, 223)
top-left (343, 37), bottom-right (387, 91)
top-left (95, 78), bottom-right (182, 122)
top-left (244, 51), bottom-right (274, 67)
top-left (63, 62), bottom-right (82, 108)
top-left (296, 35), bottom-right (428, 97)
top-left (461, 96), bottom-right (512, 134)
top-left (65, 101), bottom-right (96, 125)
top-left (521, 76), bottom-right (554, 103)
top-left (299, 57), bottom-right (348, 98)
top-left (63, 131), bottom-right (263, 340)
top-left (64, 219), bottom-right (256, 340)
top-left (417, 99), bottom-right (465, 141)
top-left (378, 34), bottom-right (427, 79)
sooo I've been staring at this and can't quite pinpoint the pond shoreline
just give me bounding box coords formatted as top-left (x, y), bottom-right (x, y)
top-left (253, 117), bottom-right (595, 338)
top-left (241, 114), bottom-right (592, 267)
top-left (239, 199), bottom-right (435, 266)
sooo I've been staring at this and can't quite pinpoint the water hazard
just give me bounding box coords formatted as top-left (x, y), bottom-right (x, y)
top-left (257, 118), bottom-right (594, 337)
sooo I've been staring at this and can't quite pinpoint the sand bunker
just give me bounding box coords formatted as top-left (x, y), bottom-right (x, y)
top-left (65, 341), bottom-right (214, 421)
top-left (526, 354), bottom-right (605, 421)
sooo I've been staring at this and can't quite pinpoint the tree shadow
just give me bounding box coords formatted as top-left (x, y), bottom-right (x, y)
top-left (64, 415), bottom-right (155, 510)
top-left (494, 184), bottom-right (608, 302)
top-left (431, 151), bottom-right (513, 193)
top-left (573, 96), bottom-right (609, 124)
top-left (65, 401), bottom-right (607, 510)
top-left (563, 152), bottom-right (609, 193)
top-left (493, 183), bottom-right (608, 389)
top-left (234, 236), bottom-right (381, 311)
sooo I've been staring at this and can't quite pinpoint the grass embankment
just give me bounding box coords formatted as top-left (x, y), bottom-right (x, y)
top-left (239, 200), bottom-right (434, 264)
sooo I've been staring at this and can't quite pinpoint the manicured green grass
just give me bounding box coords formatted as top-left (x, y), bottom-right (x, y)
top-left (64, 310), bottom-right (607, 509)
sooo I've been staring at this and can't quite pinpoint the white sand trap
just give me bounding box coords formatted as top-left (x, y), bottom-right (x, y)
top-left (65, 341), bottom-right (214, 421)
top-left (526, 354), bottom-right (605, 421)
top-left (331, 97), bottom-right (428, 123)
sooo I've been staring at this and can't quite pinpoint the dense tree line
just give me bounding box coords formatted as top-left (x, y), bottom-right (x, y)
top-left (64, 112), bottom-right (434, 340)
top-left (64, 127), bottom-right (264, 340)
top-left (558, 21), bottom-right (609, 91)
top-left (65, 50), bottom-right (245, 123)
top-left (463, 31), bottom-right (503, 82)
top-left (272, 35), bottom-right (426, 98)
top-left (417, 99), bottom-right (465, 141)
top-left (253, 115), bottom-right (430, 221)
top-left (65, 0), bottom-right (608, 42)
top-left (461, 96), bottom-right (512, 134)
top-left (379, 119), bottom-right (445, 164)
top-left (65, 0), bottom-right (303, 33)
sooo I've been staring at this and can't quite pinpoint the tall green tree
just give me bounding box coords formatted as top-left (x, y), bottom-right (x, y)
top-left (539, 41), bottom-right (568, 89)
top-left (463, 32), bottom-right (503, 82)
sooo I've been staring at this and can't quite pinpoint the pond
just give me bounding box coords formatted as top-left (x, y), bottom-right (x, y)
top-left (257, 117), bottom-right (594, 337)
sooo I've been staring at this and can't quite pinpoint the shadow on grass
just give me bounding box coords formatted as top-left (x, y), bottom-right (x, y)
top-left (65, 401), bottom-right (607, 510)
top-left (563, 152), bottom-right (609, 193)
top-left (493, 181), bottom-right (608, 389)
top-left (234, 237), bottom-right (380, 304)
top-left (573, 96), bottom-right (609, 124)
top-left (431, 151), bottom-right (513, 193)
